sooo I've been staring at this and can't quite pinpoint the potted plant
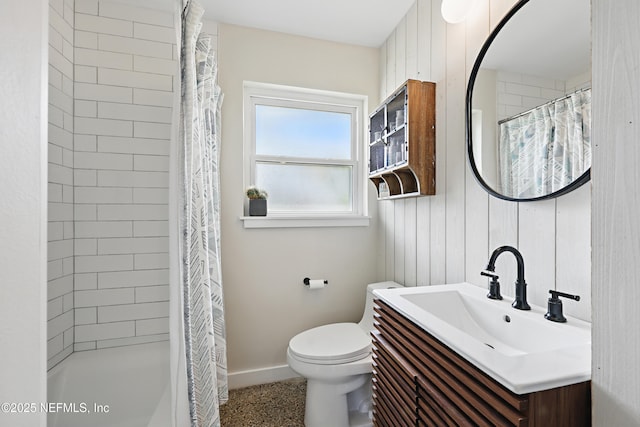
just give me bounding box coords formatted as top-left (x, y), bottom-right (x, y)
top-left (246, 186), bottom-right (268, 216)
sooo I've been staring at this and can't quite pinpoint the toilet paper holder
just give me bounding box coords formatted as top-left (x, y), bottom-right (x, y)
top-left (303, 277), bottom-right (328, 287)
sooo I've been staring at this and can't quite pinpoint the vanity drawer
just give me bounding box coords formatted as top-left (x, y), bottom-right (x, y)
top-left (372, 332), bottom-right (419, 426)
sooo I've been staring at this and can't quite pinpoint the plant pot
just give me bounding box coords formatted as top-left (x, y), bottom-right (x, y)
top-left (249, 199), bottom-right (267, 216)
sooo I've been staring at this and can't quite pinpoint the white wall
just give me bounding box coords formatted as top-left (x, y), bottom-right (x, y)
top-left (0, 0), bottom-right (48, 425)
top-left (218, 24), bottom-right (381, 383)
top-left (377, 0), bottom-right (591, 322)
top-left (592, 2), bottom-right (640, 424)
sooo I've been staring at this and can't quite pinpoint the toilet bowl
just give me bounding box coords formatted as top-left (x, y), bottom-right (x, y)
top-left (287, 281), bottom-right (402, 427)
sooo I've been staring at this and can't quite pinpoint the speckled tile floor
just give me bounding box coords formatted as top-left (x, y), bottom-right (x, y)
top-left (220, 378), bottom-right (306, 427)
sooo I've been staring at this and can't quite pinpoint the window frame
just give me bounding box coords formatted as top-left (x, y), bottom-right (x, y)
top-left (242, 81), bottom-right (369, 228)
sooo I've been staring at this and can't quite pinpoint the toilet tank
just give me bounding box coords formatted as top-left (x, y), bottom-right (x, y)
top-left (358, 281), bottom-right (403, 334)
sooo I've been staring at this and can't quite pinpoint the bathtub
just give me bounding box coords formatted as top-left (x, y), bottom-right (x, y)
top-left (47, 341), bottom-right (170, 427)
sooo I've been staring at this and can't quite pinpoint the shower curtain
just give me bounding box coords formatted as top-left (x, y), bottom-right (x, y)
top-left (498, 88), bottom-right (591, 198)
top-left (170, 1), bottom-right (227, 426)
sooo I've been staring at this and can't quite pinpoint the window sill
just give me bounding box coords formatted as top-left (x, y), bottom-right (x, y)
top-left (240, 215), bottom-right (371, 229)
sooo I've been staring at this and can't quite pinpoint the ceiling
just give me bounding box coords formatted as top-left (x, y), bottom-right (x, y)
top-left (199, 0), bottom-right (416, 47)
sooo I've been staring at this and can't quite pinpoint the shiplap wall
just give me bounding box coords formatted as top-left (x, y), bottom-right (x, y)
top-left (592, 1), bottom-right (640, 424)
top-left (376, 0), bottom-right (591, 321)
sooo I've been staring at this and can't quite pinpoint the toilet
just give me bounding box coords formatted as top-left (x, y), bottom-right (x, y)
top-left (287, 281), bottom-right (402, 427)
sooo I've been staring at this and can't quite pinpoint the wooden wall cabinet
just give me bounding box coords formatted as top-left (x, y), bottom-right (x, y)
top-left (372, 300), bottom-right (591, 427)
top-left (369, 79), bottom-right (436, 199)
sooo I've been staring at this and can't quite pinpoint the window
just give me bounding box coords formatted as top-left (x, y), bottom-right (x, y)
top-left (243, 82), bottom-right (369, 228)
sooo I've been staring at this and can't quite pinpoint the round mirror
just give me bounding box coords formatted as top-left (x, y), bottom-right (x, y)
top-left (466, 0), bottom-right (591, 201)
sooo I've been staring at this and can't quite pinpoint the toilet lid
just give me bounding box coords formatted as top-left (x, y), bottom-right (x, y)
top-left (289, 323), bottom-right (371, 365)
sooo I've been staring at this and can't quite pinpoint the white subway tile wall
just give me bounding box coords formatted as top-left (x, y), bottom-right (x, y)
top-left (72, 0), bottom-right (175, 352)
top-left (496, 71), bottom-right (591, 123)
top-left (48, 0), bottom-right (75, 369)
top-left (46, 0), bottom-right (219, 367)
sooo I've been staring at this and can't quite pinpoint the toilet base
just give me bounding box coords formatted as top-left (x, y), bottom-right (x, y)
top-left (304, 374), bottom-right (372, 427)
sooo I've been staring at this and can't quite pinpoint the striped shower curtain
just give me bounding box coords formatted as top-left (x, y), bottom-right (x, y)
top-left (170, 1), bottom-right (227, 426)
top-left (498, 88), bottom-right (591, 198)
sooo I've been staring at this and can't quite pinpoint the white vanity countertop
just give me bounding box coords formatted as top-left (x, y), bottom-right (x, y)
top-left (374, 283), bottom-right (592, 395)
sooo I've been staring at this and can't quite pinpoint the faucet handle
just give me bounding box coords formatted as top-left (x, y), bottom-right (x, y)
top-left (481, 271), bottom-right (503, 300)
top-left (545, 290), bottom-right (580, 323)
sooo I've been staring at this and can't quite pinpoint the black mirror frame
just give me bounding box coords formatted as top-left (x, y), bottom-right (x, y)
top-left (465, 0), bottom-right (591, 202)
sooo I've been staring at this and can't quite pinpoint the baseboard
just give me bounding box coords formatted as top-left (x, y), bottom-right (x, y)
top-left (228, 364), bottom-right (300, 389)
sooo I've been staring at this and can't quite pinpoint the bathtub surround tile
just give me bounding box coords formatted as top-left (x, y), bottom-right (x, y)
top-left (48, 275), bottom-right (74, 300)
top-left (97, 136), bottom-right (170, 155)
top-left (98, 301), bottom-right (169, 323)
top-left (75, 0), bottom-right (98, 15)
top-left (75, 185), bottom-right (134, 205)
top-left (98, 68), bottom-right (172, 92)
top-left (75, 204), bottom-right (97, 221)
top-left (98, 102), bottom-right (173, 123)
top-left (133, 88), bottom-right (173, 107)
top-left (47, 0), bottom-right (182, 368)
top-left (75, 239), bottom-right (98, 255)
top-left (97, 237), bottom-right (168, 255)
top-left (75, 307), bottom-right (97, 325)
top-left (133, 22), bottom-right (175, 44)
top-left (48, 298), bottom-right (64, 321)
top-left (133, 155), bottom-right (170, 172)
top-left (74, 342), bottom-right (97, 351)
top-left (98, 2), bottom-right (173, 28)
top-left (75, 64), bottom-right (97, 83)
top-left (98, 269), bottom-right (169, 289)
top-left (133, 122), bottom-right (172, 139)
top-left (135, 284), bottom-right (170, 302)
top-left (75, 321), bottom-right (135, 342)
top-left (75, 254), bottom-right (134, 273)
top-left (75, 48), bottom-right (133, 70)
top-left (48, 341), bottom-right (73, 368)
top-left (136, 317), bottom-right (169, 336)
top-left (74, 151), bottom-right (133, 170)
top-left (95, 333), bottom-right (169, 350)
top-left (75, 82), bottom-right (133, 103)
top-left (75, 117), bottom-right (133, 137)
top-left (76, 288), bottom-right (135, 308)
top-left (75, 273), bottom-right (98, 290)
top-left (75, 30), bottom-right (98, 49)
top-left (75, 13), bottom-right (133, 36)
top-left (98, 204), bottom-right (169, 220)
top-left (133, 188), bottom-right (169, 204)
top-left (75, 220), bottom-right (132, 238)
top-left (133, 220), bottom-right (169, 237)
top-left (48, 310), bottom-right (74, 341)
top-left (133, 55), bottom-right (177, 75)
top-left (97, 171), bottom-right (169, 188)
top-left (74, 134), bottom-right (98, 152)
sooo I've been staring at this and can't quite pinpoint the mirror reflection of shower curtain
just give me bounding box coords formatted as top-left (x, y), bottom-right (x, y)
top-left (170, 1), bottom-right (227, 426)
top-left (498, 89), bottom-right (591, 198)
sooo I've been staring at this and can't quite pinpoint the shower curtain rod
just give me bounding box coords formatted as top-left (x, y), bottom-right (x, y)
top-left (497, 86), bottom-right (591, 125)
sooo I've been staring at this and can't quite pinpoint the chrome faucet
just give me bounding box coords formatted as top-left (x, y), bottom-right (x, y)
top-left (482, 246), bottom-right (531, 310)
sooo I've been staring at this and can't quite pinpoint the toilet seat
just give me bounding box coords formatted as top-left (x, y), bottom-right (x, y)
top-left (288, 323), bottom-right (371, 365)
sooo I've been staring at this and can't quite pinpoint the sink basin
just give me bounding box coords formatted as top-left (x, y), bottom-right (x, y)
top-left (373, 283), bottom-right (591, 394)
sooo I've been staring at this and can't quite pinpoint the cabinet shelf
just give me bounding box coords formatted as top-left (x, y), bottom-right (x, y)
top-left (368, 79), bottom-right (436, 199)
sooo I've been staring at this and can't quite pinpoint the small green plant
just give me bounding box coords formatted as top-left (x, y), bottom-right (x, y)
top-left (246, 186), bottom-right (268, 200)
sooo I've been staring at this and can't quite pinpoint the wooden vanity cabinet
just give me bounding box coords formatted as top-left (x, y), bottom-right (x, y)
top-left (371, 300), bottom-right (591, 427)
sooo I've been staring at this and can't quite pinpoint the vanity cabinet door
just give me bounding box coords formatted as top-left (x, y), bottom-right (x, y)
top-left (372, 299), bottom-right (591, 427)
